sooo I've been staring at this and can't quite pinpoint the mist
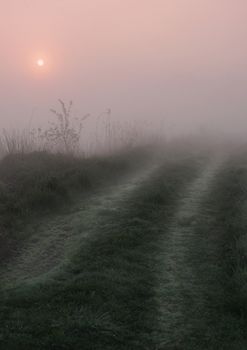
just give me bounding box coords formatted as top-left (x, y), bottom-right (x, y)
top-left (3, 2), bottom-right (247, 347)
top-left (1, 0), bottom-right (247, 140)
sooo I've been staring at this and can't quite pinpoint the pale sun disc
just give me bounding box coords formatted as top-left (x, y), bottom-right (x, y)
top-left (37, 59), bottom-right (45, 67)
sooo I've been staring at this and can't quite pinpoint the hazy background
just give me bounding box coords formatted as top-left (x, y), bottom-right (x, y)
top-left (1, 0), bottom-right (247, 138)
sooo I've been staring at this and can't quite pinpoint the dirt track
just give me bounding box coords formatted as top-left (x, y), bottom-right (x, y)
top-left (155, 155), bottom-right (226, 348)
top-left (0, 161), bottom-right (159, 285)
top-left (1, 151), bottom-right (247, 349)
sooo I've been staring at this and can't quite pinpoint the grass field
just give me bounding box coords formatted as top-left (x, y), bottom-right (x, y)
top-left (0, 144), bottom-right (247, 349)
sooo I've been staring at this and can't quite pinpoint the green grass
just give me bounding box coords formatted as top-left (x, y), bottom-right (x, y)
top-left (1, 147), bottom-right (247, 349)
top-left (0, 146), bottom-right (153, 263)
top-left (165, 152), bottom-right (247, 350)
top-left (0, 153), bottom-right (201, 349)
top-left (206, 154), bottom-right (247, 345)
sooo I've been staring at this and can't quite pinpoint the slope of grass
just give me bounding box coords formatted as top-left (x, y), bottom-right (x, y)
top-left (0, 153), bottom-right (202, 349)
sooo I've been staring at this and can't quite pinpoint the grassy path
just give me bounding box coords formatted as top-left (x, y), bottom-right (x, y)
top-left (154, 151), bottom-right (247, 350)
top-left (1, 150), bottom-right (247, 349)
top-left (0, 152), bottom-right (202, 349)
top-left (0, 161), bottom-right (159, 286)
top-left (154, 155), bottom-right (225, 348)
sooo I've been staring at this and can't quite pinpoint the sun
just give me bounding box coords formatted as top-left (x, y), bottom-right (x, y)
top-left (37, 59), bottom-right (45, 67)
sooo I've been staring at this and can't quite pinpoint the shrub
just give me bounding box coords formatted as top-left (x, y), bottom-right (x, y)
top-left (40, 99), bottom-right (90, 154)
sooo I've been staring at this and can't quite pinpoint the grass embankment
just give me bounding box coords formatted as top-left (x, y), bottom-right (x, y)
top-left (0, 152), bottom-right (202, 349)
top-left (0, 147), bottom-right (152, 262)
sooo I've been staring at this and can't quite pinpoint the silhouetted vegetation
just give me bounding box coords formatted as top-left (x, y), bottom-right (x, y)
top-left (41, 99), bottom-right (90, 154)
top-left (0, 100), bottom-right (165, 158)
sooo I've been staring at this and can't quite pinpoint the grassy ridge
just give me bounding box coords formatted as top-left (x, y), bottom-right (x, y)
top-left (0, 153), bottom-right (201, 349)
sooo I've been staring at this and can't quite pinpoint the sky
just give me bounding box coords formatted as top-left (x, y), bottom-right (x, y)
top-left (1, 0), bottom-right (247, 137)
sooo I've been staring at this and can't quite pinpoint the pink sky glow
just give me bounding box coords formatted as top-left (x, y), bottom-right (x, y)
top-left (1, 0), bottom-right (247, 136)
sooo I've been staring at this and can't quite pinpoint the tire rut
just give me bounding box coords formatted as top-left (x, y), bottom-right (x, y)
top-left (0, 162), bottom-right (159, 286)
top-left (155, 155), bottom-right (226, 348)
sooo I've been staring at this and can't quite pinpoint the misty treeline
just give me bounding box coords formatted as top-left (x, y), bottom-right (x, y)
top-left (0, 100), bottom-right (161, 158)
